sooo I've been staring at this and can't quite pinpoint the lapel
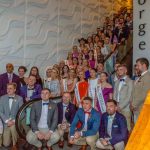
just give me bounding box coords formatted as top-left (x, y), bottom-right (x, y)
top-left (25, 86), bottom-right (28, 98)
top-left (4, 73), bottom-right (9, 83)
top-left (105, 113), bottom-right (109, 132)
top-left (6, 95), bottom-right (11, 113)
top-left (38, 101), bottom-right (42, 118)
top-left (87, 108), bottom-right (93, 123)
top-left (120, 77), bottom-right (128, 91)
top-left (47, 100), bottom-right (53, 122)
top-left (10, 95), bottom-right (17, 113)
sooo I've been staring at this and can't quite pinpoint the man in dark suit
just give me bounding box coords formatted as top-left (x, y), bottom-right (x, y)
top-left (20, 75), bottom-right (42, 102)
top-left (96, 99), bottom-right (128, 150)
top-left (26, 88), bottom-right (60, 150)
top-left (69, 97), bottom-right (100, 150)
top-left (0, 63), bottom-right (20, 96)
top-left (0, 82), bottom-right (23, 150)
top-left (57, 92), bottom-right (76, 148)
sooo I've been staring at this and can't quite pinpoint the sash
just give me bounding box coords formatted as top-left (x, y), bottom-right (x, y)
top-left (63, 79), bottom-right (68, 92)
top-left (96, 85), bottom-right (106, 113)
top-left (88, 79), bottom-right (98, 107)
top-left (74, 82), bottom-right (82, 108)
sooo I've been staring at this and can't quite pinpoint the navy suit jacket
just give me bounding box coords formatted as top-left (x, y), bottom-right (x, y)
top-left (70, 108), bottom-right (100, 137)
top-left (20, 84), bottom-right (42, 102)
top-left (57, 102), bottom-right (76, 124)
top-left (99, 112), bottom-right (128, 145)
top-left (0, 73), bottom-right (20, 96)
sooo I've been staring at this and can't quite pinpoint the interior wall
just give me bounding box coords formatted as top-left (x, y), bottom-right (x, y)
top-left (0, 0), bottom-right (129, 76)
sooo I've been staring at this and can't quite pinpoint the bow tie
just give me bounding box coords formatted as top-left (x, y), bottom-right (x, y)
top-left (43, 103), bottom-right (49, 106)
top-left (84, 111), bottom-right (91, 115)
top-left (28, 88), bottom-right (34, 90)
top-left (8, 97), bottom-right (14, 99)
top-left (120, 79), bottom-right (125, 82)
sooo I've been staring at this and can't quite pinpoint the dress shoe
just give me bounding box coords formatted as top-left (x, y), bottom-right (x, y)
top-left (11, 145), bottom-right (17, 150)
top-left (47, 146), bottom-right (53, 150)
top-left (58, 140), bottom-right (64, 148)
top-left (67, 141), bottom-right (73, 147)
top-left (79, 145), bottom-right (87, 150)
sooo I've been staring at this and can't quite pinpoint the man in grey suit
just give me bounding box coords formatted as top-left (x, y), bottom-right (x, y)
top-left (131, 58), bottom-right (150, 124)
top-left (0, 82), bottom-right (23, 150)
top-left (26, 88), bottom-right (60, 150)
top-left (113, 64), bottom-right (133, 131)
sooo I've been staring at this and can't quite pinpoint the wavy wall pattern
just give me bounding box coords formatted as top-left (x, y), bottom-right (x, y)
top-left (0, 0), bottom-right (126, 76)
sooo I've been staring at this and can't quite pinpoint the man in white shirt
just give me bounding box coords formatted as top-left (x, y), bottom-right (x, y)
top-left (26, 88), bottom-right (60, 150)
top-left (0, 83), bottom-right (23, 150)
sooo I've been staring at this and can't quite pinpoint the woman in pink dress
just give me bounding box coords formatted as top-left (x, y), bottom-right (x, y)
top-left (96, 72), bottom-right (113, 114)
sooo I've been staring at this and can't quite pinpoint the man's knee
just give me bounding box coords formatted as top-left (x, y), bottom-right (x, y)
top-left (86, 136), bottom-right (96, 146)
top-left (96, 139), bottom-right (104, 149)
top-left (114, 141), bottom-right (124, 150)
top-left (26, 130), bottom-right (37, 144)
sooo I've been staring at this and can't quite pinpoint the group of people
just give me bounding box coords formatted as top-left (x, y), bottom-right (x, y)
top-left (0, 6), bottom-right (149, 150)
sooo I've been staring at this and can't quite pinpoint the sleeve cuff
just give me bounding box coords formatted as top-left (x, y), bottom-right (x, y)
top-left (49, 130), bottom-right (53, 134)
top-left (35, 131), bottom-right (39, 134)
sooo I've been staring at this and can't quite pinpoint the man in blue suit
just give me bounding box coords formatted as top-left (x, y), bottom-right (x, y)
top-left (69, 97), bottom-right (100, 150)
top-left (57, 92), bottom-right (76, 148)
top-left (96, 99), bottom-right (128, 150)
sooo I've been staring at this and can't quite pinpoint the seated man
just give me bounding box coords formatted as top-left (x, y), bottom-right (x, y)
top-left (26, 88), bottom-right (60, 150)
top-left (57, 92), bottom-right (76, 148)
top-left (20, 75), bottom-right (42, 102)
top-left (20, 75), bottom-right (42, 133)
top-left (96, 99), bottom-right (128, 150)
top-left (69, 97), bottom-right (100, 150)
top-left (0, 83), bottom-right (23, 149)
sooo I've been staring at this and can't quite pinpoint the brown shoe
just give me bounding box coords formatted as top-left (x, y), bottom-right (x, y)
top-left (58, 140), bottom-right (64, 148)
top-left (67, 140), bottom-right (73, 147)
top-left (79, 145), bottom-right (87, 150)
top-left (11, 145), bottom-right (17, 150)
top-left (47, 146), bottom-right (53, 150)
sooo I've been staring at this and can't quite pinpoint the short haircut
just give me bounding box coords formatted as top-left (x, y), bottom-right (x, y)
top-left (107, 99), bottom-right (117, 106)
top-left (42, 88), bottom-right (51, 93)
top-left (136, 57), bottom-right (149, 68)
top-left (83, 96), bottom-right (93, 103)
top-left (18, 66), bottom-right (27, 72)
top-left (117, 64), bottom-right (128, 69)
top-left (7, 82), bottom-right (17, 89)
top-left (63, 92), bottom-right (71, 96)
top-left (101, 72), bottom-right (108, 77)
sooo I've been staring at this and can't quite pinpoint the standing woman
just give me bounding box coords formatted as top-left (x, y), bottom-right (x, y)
top-left (73, 71), bottom-right (88, 107)
top-left (46, 68), bottom-right (61, 103)
top-left (61, 65), bottom-right (69, 79)
top-left (29, 66), bottom-right (43, 88)
top-left (18, 66), bottom-right (28, 87)
top-left (44, 66), bottom-right (52, 88)
top-left (88, 68), bottom-right (99, 108)
top-left (88, 50), bottom-right (96, 69)
top-left (61, 69), bottom-right (77, 101)
top-left (96, 72), bottom-right (113, 114)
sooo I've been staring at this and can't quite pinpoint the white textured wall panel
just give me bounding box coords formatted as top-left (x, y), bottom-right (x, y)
top-left (0, 0), bottom-right (124, 76)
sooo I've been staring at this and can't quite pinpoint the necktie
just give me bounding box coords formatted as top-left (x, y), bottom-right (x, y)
top-left (8, 74), bottom-right (12, 83)
top-left (43, 103), bottom-right (49, 106)
top-left (107, 115), bottom-right (113, 137)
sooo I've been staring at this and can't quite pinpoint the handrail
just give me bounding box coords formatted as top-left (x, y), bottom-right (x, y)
top-left (16, 96), bottom-right (62, 140)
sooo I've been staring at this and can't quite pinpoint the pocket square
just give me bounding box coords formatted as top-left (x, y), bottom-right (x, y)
top-left (113, 125), bottom-right (118, 128)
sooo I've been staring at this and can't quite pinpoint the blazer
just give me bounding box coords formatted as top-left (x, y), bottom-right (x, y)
top-left (113, 77), bottom-right (133, 111)
top-left (0, 73), bottom-right (20, 96)
top-left (20, 84), bottom-right (42, 101)
top-left (131, 71), bottom-right (150, 111)
top-left (99, 112), bottom-right (128, 145)
top-left (57, 102), bottom-right (76, 124)
top-left (0, 94), bottom-right (23, 128)
top-left (70, 108), bottom-right (100, 137)
top-left (30, 100), bottom-right (58, 133)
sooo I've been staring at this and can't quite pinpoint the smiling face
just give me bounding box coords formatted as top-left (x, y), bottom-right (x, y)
top-left (6, 63), bottom-right (14, 74)
top-left (62, 92), bottom-right (71, 104)
top-left (106, 102), bottom-right (117, 115)
top-left (41, 89), bottom-right (51, 101)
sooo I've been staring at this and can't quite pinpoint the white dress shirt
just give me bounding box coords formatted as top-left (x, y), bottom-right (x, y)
top-left (27, 86), bottom-right (34, 99)
top-left (117, 76), bottom-right (127, 102)
top-left (62, 103), bottom-right (68, 122)
top-left (38, 100), bottom-right (49, 129)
